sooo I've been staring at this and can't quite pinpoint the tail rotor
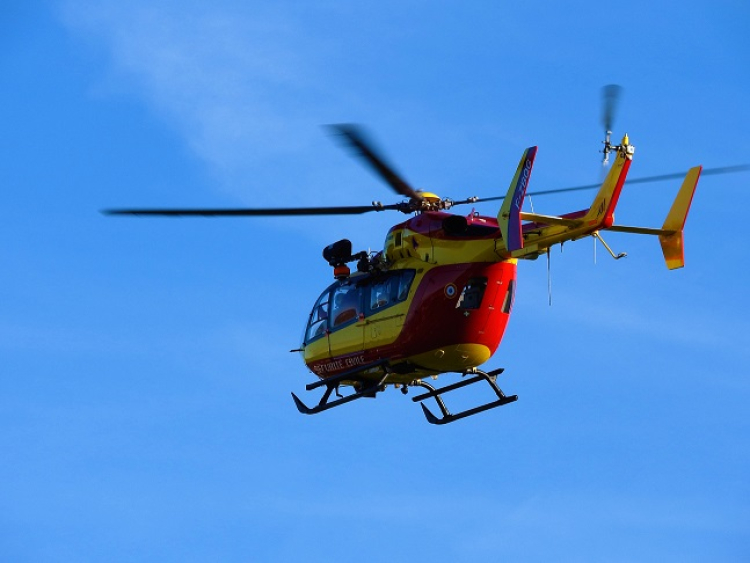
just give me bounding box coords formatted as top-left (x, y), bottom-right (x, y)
top-left (601, 84), bottom-right (623, 165)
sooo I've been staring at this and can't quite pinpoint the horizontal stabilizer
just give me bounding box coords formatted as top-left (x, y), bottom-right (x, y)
top-left (607, 166), bottom-right (701, 269)
top-left (608, 225), bottom-right (673, 236)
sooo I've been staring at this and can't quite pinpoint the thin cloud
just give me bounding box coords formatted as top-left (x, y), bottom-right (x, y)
top-left (60, 2), bottom-right (328, 195)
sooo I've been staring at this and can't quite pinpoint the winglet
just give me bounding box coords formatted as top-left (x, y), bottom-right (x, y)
top-left (659, 166), bottom-right (701, 269)
top-left (498, 147), bottom-right (537, 252)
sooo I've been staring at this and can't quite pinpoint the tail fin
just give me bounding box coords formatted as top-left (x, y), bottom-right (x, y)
top-left (658, 166), bottom-right (701, 269)
top-left (582, 135), bottom-right (634, 228)
top-left (498, 146), bottom-right (537, 252)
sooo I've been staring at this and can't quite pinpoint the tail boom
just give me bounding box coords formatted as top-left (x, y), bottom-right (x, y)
top-left (494, 139), bottom-right (700, 270)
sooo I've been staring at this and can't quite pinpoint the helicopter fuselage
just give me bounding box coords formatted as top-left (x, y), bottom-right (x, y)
top-left (301, 211), bottom-right (516, 385)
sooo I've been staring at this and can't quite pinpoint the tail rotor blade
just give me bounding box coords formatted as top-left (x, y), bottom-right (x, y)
top-left (601, 84), bottom-right (623, 134)
top-left (458, 164), bottom-right (750, 205)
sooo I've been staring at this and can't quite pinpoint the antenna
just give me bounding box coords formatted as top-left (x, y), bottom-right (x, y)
top-left (547, 249), bottom-right (552, 306)
top-left (593, 235), bottom-right (597, 265)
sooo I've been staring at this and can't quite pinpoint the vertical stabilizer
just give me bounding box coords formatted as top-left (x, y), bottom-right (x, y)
top-left (582, 135), bottom-right (634, 229)
top-left (498, 147), bottom-right (537, 252)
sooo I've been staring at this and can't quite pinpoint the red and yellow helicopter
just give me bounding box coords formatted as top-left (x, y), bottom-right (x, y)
top-left (106, 87), bottom-right (748, 424)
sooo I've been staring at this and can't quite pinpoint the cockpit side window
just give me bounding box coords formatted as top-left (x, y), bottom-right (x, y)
top-left (369, 277), bottom-right (395, 311)
top-left (331, 284), bottom-right (362, 328)
top-left (305, 289), bottom-right (330, 343)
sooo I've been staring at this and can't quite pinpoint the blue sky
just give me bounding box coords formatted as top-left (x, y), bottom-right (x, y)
top-left (2, 1), bottom-right (749, 561)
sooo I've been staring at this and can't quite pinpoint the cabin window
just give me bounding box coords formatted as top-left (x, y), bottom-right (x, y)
top-left (397, 270), bottom-right (415, 301)
top-left (331, 284), bottom-right (362, 328)
top-left (457, 277), bottom-right (488, 310)
top-left (369, 277), bottom-right (395, 311)
top-left (305, 290), bottom-right (330, 343)
top-left (501, 279), bottom-right (515, 314)
top-left (366, 270), bottom-right (416, 315)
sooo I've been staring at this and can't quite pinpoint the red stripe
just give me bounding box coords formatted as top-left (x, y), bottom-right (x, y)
top-left (602, 159), bottom-right (631, 228)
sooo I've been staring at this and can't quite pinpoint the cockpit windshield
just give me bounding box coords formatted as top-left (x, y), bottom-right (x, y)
top-left (303, 269), bottom-right (416, 345)
top-left (304, 290), bottom-right (330, 343)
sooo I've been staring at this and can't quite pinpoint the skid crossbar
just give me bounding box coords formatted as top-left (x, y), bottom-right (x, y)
top-left (411, 368), bottom-right (517, 425)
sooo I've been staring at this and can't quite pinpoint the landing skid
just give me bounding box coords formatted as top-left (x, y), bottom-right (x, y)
top-left (410, 368), bottom-right (517, 425)
top-left (292, 362), bottom-right (517, 424)
top-left (291, 360), bottom-right (390, 415)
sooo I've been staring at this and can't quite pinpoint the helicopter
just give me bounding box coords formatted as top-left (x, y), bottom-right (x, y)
top-left (105, 87), bottom-right (749, 424)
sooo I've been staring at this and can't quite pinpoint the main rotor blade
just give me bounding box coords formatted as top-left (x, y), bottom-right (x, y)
top-left (328, 124), bottom-right (423, 201)
top-left (601, 84), bottom-right (623, 133)
top-left (463, 164), bottom-right (750, 204)
top-left (104, 165), bottom-right (750, 217)
top-left (103, 204), bottom-right (401, 217)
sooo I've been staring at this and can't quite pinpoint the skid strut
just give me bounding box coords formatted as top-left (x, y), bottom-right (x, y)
top-left (291, 360), bottom-right (389, 415)
top-left (410, 368), bottom-right (517, 425)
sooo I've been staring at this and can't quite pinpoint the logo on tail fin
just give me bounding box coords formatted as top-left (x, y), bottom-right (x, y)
top-left (499, 147), bottom-right (538, 252)
top-left (596, 199), bottom-right (606, 218)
